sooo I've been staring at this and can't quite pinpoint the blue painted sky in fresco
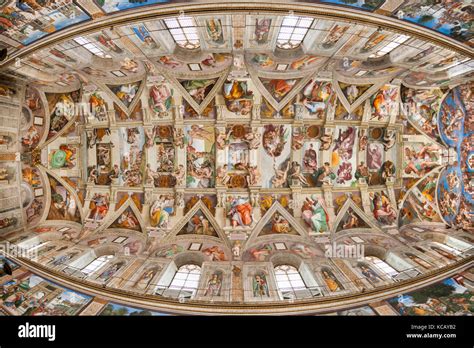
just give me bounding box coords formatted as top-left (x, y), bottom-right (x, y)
top-left (98, 0), bottom-right (170, 13)
top-left (319, 0), bottom-right (384, 11)
top-left (401, 16), bottom-right (452, 36)
top-left (20, 10), bottom-right (90, 45)
top-left (388, 277), bottom-right (468, 307)
top-left (436, 86), bottom-right (472, 220)
top-left (101, 302), bottom-right (171, 316)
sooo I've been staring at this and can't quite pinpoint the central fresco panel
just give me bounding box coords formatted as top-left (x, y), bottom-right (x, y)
top-left (0, 6), bottom-right (472, 315)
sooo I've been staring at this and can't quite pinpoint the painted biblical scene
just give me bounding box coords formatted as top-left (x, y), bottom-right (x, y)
top-left (331, 126), bottom-right (358, 187)
top-left (21, 87), bottom-right (46, 151)
top-left (438, 86), bottom-right (466, 147)
top-left (370, 85), bottom-right (399, 122)
top-left (333, 192), bottom-right (363, 216)
top-left (0, 272), bottom-right (91, 316)
top-left (358, 32), bottom-right (387, 54)
top-left (394, 0), bottom-right (473, 43)
top-left (100, 302), bottom-right (170, 316)
top-left (223, 80), bottom-right (254, 116)
top-left (259, 212), bottom-right (297, 236)
top-left (260, 125), bottom-right (291, 188)
top-left (319, 0), bottom-right (385, 11)
top-left (204, 19), bottom-right (225, 46)
top-left (388, 276), bottom-right (473, 315)
top-left (260, 97), bottom-right (297, 119)
top-left (110, 207), bottom-right (141, 232)
top-left (126, 24), bottom-right (162, 54)
top-left (184, 195), bottom-right (217, 216)
top-left (299, 80), bottom-right (333, 119)
top-left (403, 190), bottom-right (442, 225)
top-left (108, 82), bottom-right (141, 109)
top-left (400, 86), bottom-right (443, 142)
top-left (22, 166), bottom-right (45, 225)
top-left (334, 100), bottom-right (364, 121)
top-left (97, 261), bottom-right (126, 283)
top-left (84, 90), bottom-right (109, 123)
top-left (177, 210), bottom-right (218, 237)
top-left (336, 207), bottom-right (370, 232)
top-left (95, 0), bottom-right (170, 14)
top-left (437, 166), bottom-right (462, 225)
top-left (317, 23), bottom-right (350, 51)
top-left (300, 129), bottom-right (320, 171)
top-left (243, 241), bottom-right (323, 262)
top-left (185, 126), bottom-right (215, 188)
top-left (115, 101), bottom-right (143, 123)
top-left (0, 0), bottom-right (90, 45)
top-left (46, 91), bottom-right (80, 141)
top-left (201, 244), bottom-right (228, 261)
top-left (46, 176), bottom-right (81, 223)
top-left (180, 79), bottom-right (217, 105)
top-left (402, 142), bottom-right (442, 178)
top-left (260, 78), bottom-right (299, 102)
top-left (182, 99), bottom-right (216, 119)
top-left (118, 127), bottom-right (145, 187)
top-left (250, 53), bottom-right (275, 69)
top-left (339, 83), bottom-right (371, 105)
top-left (364, 128), bottom-right (397, 186)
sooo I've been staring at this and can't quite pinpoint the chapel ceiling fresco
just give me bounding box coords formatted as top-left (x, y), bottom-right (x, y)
top-left (0, 1), bottom-right (472, 49)
top-left (0, 2), bottom-right (472, 312)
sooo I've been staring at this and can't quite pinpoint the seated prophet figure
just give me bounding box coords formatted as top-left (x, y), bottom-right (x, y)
top-left (150, 196), bottom-right (174, 228)
top-left (371, 192), bottom-right (396, 225)
top-left (228, 197), bottom-right (253, 227)
top-left (301, 195), bottom-right (330, 233)
top-left (312, 162), bottom-right (336, 187)
top-left (149, 84), bottom-right (172, 113)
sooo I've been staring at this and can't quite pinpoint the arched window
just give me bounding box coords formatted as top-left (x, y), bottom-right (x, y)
top-left (164, 17), bottom-right (200, 49)
top-left (276, 16), bottom-right (313, 49)
top-left (73, 36), bottom-right (111, 58)
top-left (432, 241), bottom-right (462, 255)
top-left (274, 265), bottom-right (308, 299)
top-left (81, 254), bottom-right (114, 276)
top-left (365, 256), bottom-right (399, 278)
top-left (168, 264), bottom-right (201, 298)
